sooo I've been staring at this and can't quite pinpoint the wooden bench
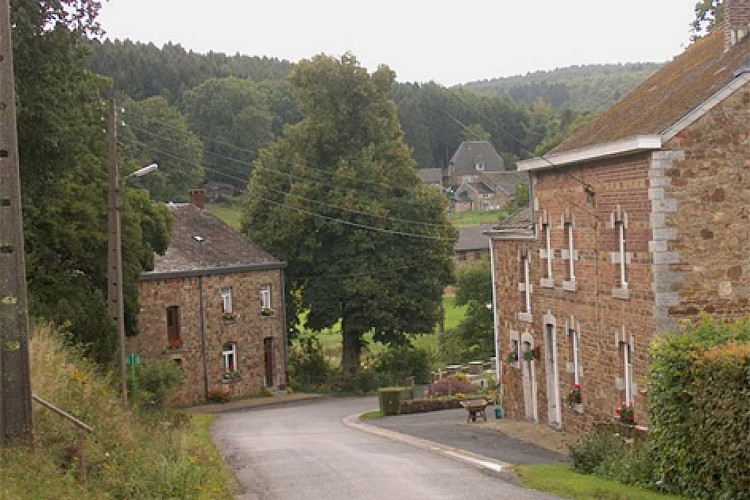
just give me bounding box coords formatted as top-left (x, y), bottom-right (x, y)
top-left (460, 398), bottom-right (489, 422)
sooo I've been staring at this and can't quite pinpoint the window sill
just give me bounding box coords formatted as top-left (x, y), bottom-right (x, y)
top-left (539, 278), bottom-right (554, 289)
top-left (562, 280), bottom-right (577, 292)
top-left (517, 312), bottom-right (533, 323)
top-left (567, 402), bottom-right (584, 413)
top-left (612, 287), bottom-right (630, 300)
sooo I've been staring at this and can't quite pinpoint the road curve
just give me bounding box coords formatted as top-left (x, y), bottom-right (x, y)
top-left (212, 396), bottom-right (559, 500)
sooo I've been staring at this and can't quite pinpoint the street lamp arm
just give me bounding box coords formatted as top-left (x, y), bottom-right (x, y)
top-left (126, 163), bottom-right (158, 178)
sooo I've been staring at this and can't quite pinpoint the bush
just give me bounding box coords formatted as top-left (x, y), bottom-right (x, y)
top-left (569, 425), bottom-right (625, 474)
top-left (373, 345), bottom-right (431, 385)
top-left (425, 376), bottom-right (475, 397)
top-left (378, 387), bottom-right (407, 416)
top-left (289, 334), bottom-right (331, 389)
top-left (327, 370), bottom-right (384, 394)
top-left (686, 343), bottom-right (750, 498)
top-left (134, 360), bottom-right (184, 408)
top-left (206, 388), bottom-right (231, 403)
top-left (648, 316), bottom-right (750, 496)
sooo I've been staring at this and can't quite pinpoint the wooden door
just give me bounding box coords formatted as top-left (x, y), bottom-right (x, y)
top-left (263, 337), bottom-right (274, 387)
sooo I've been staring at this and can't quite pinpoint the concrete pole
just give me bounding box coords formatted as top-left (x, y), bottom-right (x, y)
top-left (0, 0), bottom-right (33, 444)
top-left (107, 99), bottom-right (128, 403)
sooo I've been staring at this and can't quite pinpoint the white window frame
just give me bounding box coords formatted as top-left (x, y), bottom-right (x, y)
top-left (222, 342), bottom-right (237, 372)
top-left (566, 221), bottom-right (575, 282)
top-left (260, 284), bottom-right (272, 310)
top-left (220, 286), bottom-right (233, 314)
top-left (544, 223), bottom-right (552, 280)
top-left (569, 328), bottom-right (580, 385)
top-left (523, 255), bottom-right (531, 313)
top-left (621, 341), bottom-right (634, 406)
top-left (617, 220), bottom-right (628, 290)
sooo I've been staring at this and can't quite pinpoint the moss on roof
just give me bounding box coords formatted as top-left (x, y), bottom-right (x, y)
top-left (553, 31), bottom-right (749, 153)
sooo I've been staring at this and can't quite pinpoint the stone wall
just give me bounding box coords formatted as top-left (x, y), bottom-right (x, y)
top-left (663, 81), bottom-right (750, 321)
top-left (129, 268), bottom-right (286, 405)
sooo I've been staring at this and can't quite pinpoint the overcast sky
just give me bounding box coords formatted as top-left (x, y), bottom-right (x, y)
top-left (97, 0), bottom-right (698, 86)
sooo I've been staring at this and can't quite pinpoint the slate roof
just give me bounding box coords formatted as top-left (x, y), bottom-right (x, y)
top-left (480, 172), bottom-right (528, 196)
top-left (455, 224), bottom-right (494, 252)
top-left (495, 205), bottom-right (533, 231)
top-left (417, 167), bottom-right (444, 185)
top-left (449, 141), bottom-right (506, 174)
top-left (144, 204), bottom-right (284, 279)
top-left (553, 30), bottom-right (750, 153)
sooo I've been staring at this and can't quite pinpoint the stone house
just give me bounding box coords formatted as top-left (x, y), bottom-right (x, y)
top-left (487, 6), bottom-right (749, 433)
top-left (128, 190), bottom-right (287, 405)
top-left (416, 141), bottom-right (526, 211)
top-left (454, 224), bottom-right (493, 264)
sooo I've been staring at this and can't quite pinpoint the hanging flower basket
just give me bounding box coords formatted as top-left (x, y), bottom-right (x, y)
top-left (615, 404), bottom-right (635, 425)
top-left (506, 351), bottom-right (519, 363)
top-left (523, 350), bottom-right (535, 362)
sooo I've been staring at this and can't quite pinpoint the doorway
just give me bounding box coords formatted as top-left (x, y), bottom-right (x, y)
top-left (521, 335), bottom-right (538, 422)
top-left (263, 337), bottom-right (274, 387)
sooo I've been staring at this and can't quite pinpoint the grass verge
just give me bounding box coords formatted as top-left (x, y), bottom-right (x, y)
top-left (0, 326), bottom-right (235, 499)
top-left (359, 410), bottom-right (384, 420)
top-left (515, 464), bottom-right (682, 500)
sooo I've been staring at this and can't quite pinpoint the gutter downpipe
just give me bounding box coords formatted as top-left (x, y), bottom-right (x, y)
top-left (489, 237), bottom-right (501, 386)
top-left (280, 269), bottom-right (289, 387)
top-left (198, 276), bottom-right (209, 400)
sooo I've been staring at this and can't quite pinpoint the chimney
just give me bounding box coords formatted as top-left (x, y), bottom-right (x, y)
top-left (189, 189), bottom-right (205, 209)
top-left (726, 0), bottom-right (750, 49)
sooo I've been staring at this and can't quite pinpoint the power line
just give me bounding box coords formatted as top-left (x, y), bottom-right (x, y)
top-left (125, 137), bottom-right (457, 241)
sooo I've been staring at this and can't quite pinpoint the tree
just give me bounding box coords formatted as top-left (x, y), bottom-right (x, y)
top-left (183, 77), bottom-right (273, 187)
top-left (243, 54), bottom-right (455, 373)
top-left (12, 0), bottom-right (171, 362)
top-left (691, 0), bottom-right (724, 39)
top-left (121, 96), bottom-right (204, 201)
top-left (441, 260), bottom-right (494, 362)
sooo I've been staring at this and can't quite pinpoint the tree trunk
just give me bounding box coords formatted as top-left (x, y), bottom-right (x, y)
top-left (341, 315), bottom-right (362, 374)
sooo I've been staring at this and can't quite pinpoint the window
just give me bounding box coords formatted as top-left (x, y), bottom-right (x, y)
top-left (222, 342), bottom-right (237, 372)
top-left (569, 328), bottom-right (580, 385)
top-left (543, 222), bottom-right (553, 283)
top-left (517, 251), bottom-right (532, 322)
top-left (616, 220), bottom-right (628, 290)
top-left (260, 284), bottom-right (272, 310)
top-left (620, 341), bottom-right (634, 406)
top-left (166, 306), bottom-right (181, 345)
top-left (220, 287), bottom-right (233, 314)
top-left (565, 221), bottom-right (575, 282)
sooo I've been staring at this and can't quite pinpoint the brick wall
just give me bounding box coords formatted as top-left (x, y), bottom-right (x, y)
top-left (129, 268), bottom-right (286, 405)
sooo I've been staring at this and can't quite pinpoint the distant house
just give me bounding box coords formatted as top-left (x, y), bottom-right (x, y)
top-left (417, 141), bottom-right (526, 211)
top-left (202, 181), bottom-right (240, 201)
top-left (487, 6), bottom-right (749, 433)
top-left (129, 190), bottom-right (287, 405)
top-left (454, 224), bottom-right (493, 264)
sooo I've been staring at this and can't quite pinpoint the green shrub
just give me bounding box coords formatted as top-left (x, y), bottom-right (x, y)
top-left (648, 316), bottom-right (750, 496)
top-left (134, 360), bottom-right (184, 408)
top-left (569, 425), bottom-right (625, 474)
top-left (373, 345), bottom-right (431, 385)
top-left (289, 334), bottom-right (331, 389)
top-left (327, 370), bottom-right (384, 394)
top-left (378, 387), bottom-right (406, 416)
top-left (686, 343), bottom-right (750, 499)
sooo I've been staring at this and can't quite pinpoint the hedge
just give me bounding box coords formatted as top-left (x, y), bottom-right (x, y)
top-left (688, 344), bottom-right (750, 499)
top-left (648, 316), bottom-right (750, 498)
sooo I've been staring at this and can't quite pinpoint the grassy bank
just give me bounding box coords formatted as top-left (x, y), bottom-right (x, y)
top-left (0, 327), bottom-right (235, 499)
top-left (515, 464), bottom-right (682, 500)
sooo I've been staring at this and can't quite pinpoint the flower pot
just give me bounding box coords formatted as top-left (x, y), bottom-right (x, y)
top-left (494, 406), bottom-right (504, 419)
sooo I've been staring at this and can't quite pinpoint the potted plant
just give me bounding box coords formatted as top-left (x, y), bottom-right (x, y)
top-left (222, 369), bottom-right (241, 382)
top-left (167, 338), bottom-right (182, 350)
top-left (523, 350), bottom-right (535, 362)
top-left (260, 307), bottom-right (274, 317)
top-left (222, 311), bottom-right (236, 321)
top-left (567, 384), bottom-right (583, 412)
top-left (615, 403), bottom-right (635, 425)
top-left (506, 351), bottom-right (518, 363)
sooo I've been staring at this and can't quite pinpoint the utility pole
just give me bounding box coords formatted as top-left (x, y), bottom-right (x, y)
top-left (107, 99), bottom-right (128, 403)
top-left (0, 0), bottom-right (33, 444)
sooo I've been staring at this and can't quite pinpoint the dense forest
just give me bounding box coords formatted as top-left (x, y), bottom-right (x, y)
top-left (462, 62), bottom-right (662, 113)
top-left (88, 40), bottom-right (591, 180)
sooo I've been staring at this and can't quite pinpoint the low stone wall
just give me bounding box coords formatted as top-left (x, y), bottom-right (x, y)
top-left (400, 398), bottom-right (462, 414)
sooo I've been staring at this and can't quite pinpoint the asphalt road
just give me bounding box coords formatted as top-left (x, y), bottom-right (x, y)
top-left (212, 396), bottom-right (561, 500)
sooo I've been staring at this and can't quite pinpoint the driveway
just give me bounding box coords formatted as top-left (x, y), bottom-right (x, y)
top-left (212, 396), bottom-right (561, 500)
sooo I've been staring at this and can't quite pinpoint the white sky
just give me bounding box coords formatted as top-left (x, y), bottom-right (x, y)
top-left (97, 0), bottom-right (698, 86)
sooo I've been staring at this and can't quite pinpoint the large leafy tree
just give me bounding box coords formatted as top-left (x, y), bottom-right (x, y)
top-left (121, 96), bottom-right (205, 201)
top-left (183, 77), bottom-right (274, 187)
top-left (691, 0), bottom-right (724, 38)
top-left (243, 54), bottom-right (456, 373)
top-left (12, 0), bottom-right (171, 361)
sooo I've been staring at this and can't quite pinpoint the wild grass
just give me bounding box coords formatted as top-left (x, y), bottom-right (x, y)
top-left (205, 202), bottom-right (242, 230)
top-left (0, 326), bottom-right (235, 499)
top-left (447, 208), bottom-right (510, 227)
top-left (515, 464), bottom-right (682, 500)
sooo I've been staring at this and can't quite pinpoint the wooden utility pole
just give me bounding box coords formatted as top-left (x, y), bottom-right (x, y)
top-left (107, 99), bottom-right (128, 402)
top-left (0, 0), bottom-right (33, 445)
